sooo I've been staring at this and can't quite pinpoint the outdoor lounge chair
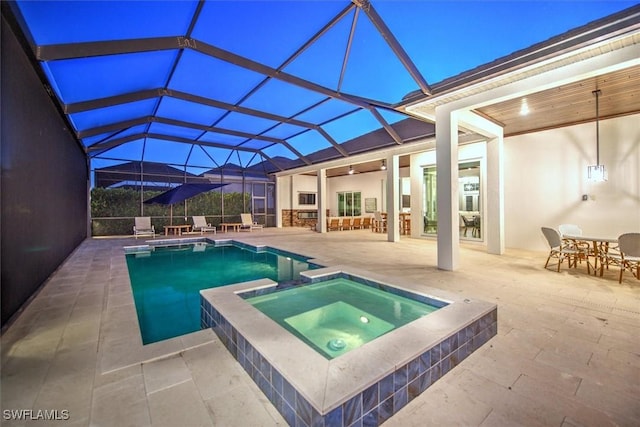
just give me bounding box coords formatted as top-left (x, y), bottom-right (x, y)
top-left (133, 216), bottom-right (155, 239)
top-left (192, 216), bottom-right (216, 234)
top-left (240, 213), bottom-right (263, 232)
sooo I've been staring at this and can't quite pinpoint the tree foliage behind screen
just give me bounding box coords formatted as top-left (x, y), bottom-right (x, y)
top-left (90, 188), bottom-right (249, 236)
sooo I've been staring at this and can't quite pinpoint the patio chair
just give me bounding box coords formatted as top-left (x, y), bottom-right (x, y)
top-left (558, 223), bottom-right (592, 269)
top-left (133, 217), bottom-right (155, 239)
top-left (240, 213), bottom-right (263, 232)
top-left (541, 227), bottom-right (582, 272)
top-left (472, 215), bottom-right (481, 238)
top-left (342, 217), bottom-right (353, 230)
top-left (461, 214), bottom-right (474, 237)
top-left (192, 216), bottom-right (216, 235)
top-left (362, 217), bottom-right (372, 230)
top-left (604, 233), bottom-right (640, 283)
top-left (373, 211), bottom-right (387, 233)
top-left (327, 218), bottom-right (341, 231)
top-left (352, 217), bottom-right (363, 229)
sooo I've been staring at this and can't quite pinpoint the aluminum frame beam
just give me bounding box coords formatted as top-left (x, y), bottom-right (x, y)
top-left (352, 0), bottom-right (432, 95)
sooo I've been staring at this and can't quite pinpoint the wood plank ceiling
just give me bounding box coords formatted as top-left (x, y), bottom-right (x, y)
top-left (475, 64), bottom-right (640, 136)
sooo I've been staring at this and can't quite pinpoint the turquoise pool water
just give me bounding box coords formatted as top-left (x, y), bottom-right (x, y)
top-left (125, 242), bottom-right (314, 344)
top-left (247, 278), bottom-right (441, 359)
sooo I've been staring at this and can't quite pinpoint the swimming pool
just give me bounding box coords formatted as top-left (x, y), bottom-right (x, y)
top-left (247, 278), bottom-right (443, 359)
top-left (124, 239), bottom-right (317, 344)
top-left (201, 266), bottom-right (497, 426)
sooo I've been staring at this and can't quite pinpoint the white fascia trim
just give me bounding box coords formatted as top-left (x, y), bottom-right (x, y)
top-left (406, 32), bottom-right (640, 120)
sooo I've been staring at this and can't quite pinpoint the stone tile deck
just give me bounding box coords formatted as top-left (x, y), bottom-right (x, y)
top-left (2, 228), bottom-right (639, 426)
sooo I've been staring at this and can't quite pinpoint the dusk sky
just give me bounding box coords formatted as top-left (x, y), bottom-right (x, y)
top-left (15, 0), bottom-right (638, 175)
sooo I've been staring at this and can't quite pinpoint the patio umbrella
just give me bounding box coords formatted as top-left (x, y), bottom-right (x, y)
top-left (143, 183), bottom-right (228, 224)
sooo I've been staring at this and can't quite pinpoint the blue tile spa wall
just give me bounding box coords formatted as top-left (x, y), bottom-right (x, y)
top-left (201, 297), bottom-right (497, 427)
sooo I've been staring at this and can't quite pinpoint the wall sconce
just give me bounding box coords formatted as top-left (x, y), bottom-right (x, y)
top-left (348, 165), bottom-right (354, 175)
top-left (587, 89), bottom-right (607, 182)
top-left (380, 160), bottom-right (386, 170)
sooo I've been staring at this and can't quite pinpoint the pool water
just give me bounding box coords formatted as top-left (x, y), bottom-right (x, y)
top-left (247, 278), bottom-right (441, 359)
top-left (125, 242), bottom-right (314, 344)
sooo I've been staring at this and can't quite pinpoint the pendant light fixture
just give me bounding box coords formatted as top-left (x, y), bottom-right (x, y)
top-left (587, 89), bottom-right (607, 182)
top-left (348, 165), bottom-right (354, 175)
top-left (380, 159), bottom-right (387, 170)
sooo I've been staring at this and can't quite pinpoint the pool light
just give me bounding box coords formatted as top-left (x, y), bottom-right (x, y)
top-left (359, 315), bottom-right (369, 323)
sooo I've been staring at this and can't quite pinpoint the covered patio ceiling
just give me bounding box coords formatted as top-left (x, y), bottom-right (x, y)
top-left (4, 1), bottom-right (639, 178)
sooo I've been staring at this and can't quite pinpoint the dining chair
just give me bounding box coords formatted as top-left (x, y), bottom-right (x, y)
top-left (327, 218), bottom-right (341, 231)
top-left (461, 214), bottom-right (474, 237)
top-left (362, 217), bottom-right (372, 230)
top-left (472, 215), bottom-right (481, 238)
top-left (352, 217), bottom-right (363, 229)
top-left (373, 211), bottom-right (387, 233)
top-left (558, 223), bottom-right (592, 268)
top-left (605, 233), bottom-right (640, 283)
top-left (541, 227), bottom-right (582, 272)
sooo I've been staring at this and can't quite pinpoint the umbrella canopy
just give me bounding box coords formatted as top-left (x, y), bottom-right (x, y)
top-left (144, 183), bottom-right (229, 225)
top-left (143, 183), bottom-right (228, 205)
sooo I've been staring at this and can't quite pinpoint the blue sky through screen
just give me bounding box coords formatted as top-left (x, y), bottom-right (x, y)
top-left (15, 0), bottom-right (638, 180)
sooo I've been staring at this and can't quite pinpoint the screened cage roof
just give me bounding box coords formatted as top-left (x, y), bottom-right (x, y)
top-left (5, 0), bottom-right (637, 179)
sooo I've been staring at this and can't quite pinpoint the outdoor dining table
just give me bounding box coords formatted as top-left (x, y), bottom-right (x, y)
top-left (563, 234), bottom-right (619, 276)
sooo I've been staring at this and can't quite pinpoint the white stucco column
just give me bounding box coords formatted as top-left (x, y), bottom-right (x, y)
top-left (317, 168), bottom-right (327, 233)
top-left (486, 135), bottom-right (505, 254)
top-left (275, 175), bottom-right (285, 228)
top-left (435, 107), bottom-right (460, 271)
top-left (409, 152), bottom-right (423, 238)
top-left (386, 154), bottom-right (400, 242)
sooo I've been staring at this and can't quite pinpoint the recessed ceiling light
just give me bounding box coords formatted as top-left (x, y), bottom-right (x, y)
top-left (520, 98), bottom-right (530, 116)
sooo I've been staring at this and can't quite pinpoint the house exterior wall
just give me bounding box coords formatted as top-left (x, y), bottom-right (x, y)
top-left (504, 113), bottom-right (640, 251)
top-left (279, 112), bottom-right (639, 252)
top-left (326, 170), bottom-right (387, 217)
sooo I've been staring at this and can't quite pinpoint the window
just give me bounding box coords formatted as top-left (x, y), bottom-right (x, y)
top-left (337, 191), bottom-right (361, 216)
top-left (298, 192), bottom-right (316, 205)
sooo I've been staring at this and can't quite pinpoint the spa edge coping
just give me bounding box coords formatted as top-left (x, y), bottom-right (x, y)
top-left (200, 265), bottom-right (497, 415)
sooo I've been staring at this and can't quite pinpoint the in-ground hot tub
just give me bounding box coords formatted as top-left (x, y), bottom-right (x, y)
top-left (200, 266), bottom-right (497, 427)
top-left (246, 276), bottom-right (445, 359)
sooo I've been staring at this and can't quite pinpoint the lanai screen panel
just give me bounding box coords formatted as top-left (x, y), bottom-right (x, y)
top-left (11, 0), bottom-right (636, 177)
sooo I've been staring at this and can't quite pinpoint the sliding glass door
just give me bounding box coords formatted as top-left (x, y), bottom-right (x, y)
top-left (422, 161), bottom-right (482, 240)
top-left (337, 191), bottom-right (362, 216)
top-left (423, 167), bottom-right (437, 234)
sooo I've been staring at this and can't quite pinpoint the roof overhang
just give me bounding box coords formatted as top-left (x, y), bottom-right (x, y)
top-left (404, 6), bottom-right (640, 127)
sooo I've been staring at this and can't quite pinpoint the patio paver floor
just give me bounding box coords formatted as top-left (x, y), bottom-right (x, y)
top-left (2, 228), bottom-right (639, 426)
